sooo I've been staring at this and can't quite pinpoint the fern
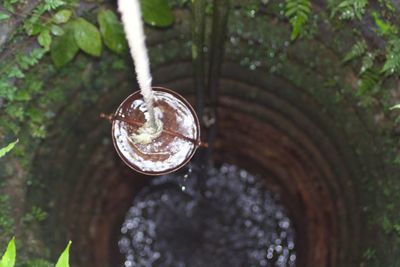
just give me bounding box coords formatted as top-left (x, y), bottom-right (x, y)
top-left (382, 39), bottom-right (400, 75)
top-left (358, 68), bottom-right (380, 95)
top-left (343, 40), bottom-right (367, 62)
top-left (3, 0), bottom-right (19, 13)
top-left (371, 11), bottom-right (397, 36)
top-left (331, 0), bottom-right (368, 20)
top-left (285, 0), bottom-right (311, 40)
top-left (360, 52), bottom-right (375, 74)
top-left (44, 0), bottom-right (65, 11)
top-left (16, 48), bottom-right (45, 70)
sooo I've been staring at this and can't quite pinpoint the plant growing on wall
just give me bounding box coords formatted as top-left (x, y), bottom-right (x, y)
top-left (284, 0), bottom-right (311, 40)
top-left (0, 238), bottom-right (71, 267)
top-left (0, 0), bottom-right (175, 140)
top-left (0, 140), bottom-right (18, 158)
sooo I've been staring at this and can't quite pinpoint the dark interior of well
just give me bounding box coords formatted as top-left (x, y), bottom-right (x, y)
top-left (1, 0), bottom-right (400, 267)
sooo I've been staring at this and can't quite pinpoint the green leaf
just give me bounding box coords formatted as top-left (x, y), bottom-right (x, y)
top-left (53, 10), bottom-right (72, 24)
top-left (381, 39), bottom-right (400, 75)
top-left (14, 89), bottom-right (31, 101)
top-left (285, 0), bottom-right (311, 40)
top-left (390, 104), bottom-right (400, 110)
top-left (343, 40), bottom-right (367, 62)
top-left (98, 9), bottom-right (127, 54)
top-left (37, 30), bottom-right (52, 50)
top-left (51, 26), bottom-right (79, 67)
top-left (331, 0), bottom-right (368, 20)
top-left (360, 52), bottom-right (375, 74)
top-left (0, 140), bottom-right (18, 158)
top-left (50, 24), bottom-right (64, 36)
top-left (55, 241), bottom-right (71, 267)
top-left (0, 237), bottom-right (16, 267)
top-left (8, 66), bottom-right (24, 78)
top-left (140, 0), bottom-right (174, 27)
top-left (0, 12), bottom-right (11, 21)
top-left (44, 0), bottom-right (65, 11)
top-left (73, 18), bottom-right (102, 56)
top-left (371, 11), bottom-right (395, 36)
top-left (358, 68), bottom-right (379, 95)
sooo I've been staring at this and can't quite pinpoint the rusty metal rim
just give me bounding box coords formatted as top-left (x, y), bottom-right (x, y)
top-left (111, 86), bottom-right (201, 176)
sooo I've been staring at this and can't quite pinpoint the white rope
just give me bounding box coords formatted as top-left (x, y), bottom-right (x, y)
top-left (118, 0), bottom-right (156, 126)
top-left (118, 0), bottom-right (163, 143)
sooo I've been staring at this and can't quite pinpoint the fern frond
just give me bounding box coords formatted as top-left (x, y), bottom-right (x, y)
top-left (381, 39), bottom-right (400, 76)
top-left (44, 0), bottom-right (65, 11)
top-left (360, 52), bottom-right (375, 74)
top-left (358, 68), bottom-right (380, 95)
top-left (285, 0), bottom-right (311, 40)
top-left (331, 0), bottom-right (368, 20)
top-left (343, 40), bottom-right (367, 62)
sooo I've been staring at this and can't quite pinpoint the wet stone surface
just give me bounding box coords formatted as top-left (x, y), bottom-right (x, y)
top-left (119, 164), bottom-right (296, 267)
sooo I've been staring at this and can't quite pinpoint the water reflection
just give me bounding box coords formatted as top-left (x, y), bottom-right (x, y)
top-left (119, 164), bottom-right (296, 267)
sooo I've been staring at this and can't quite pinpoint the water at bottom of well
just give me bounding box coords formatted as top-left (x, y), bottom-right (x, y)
top-left (118, 164), bottom-right (296, 267)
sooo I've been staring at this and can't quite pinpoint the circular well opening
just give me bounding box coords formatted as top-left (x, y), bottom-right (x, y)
top-left (30, 62), bottom-right (359, 267)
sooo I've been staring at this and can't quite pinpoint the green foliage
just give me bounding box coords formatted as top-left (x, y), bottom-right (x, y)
top-left (0, 12), bottom-right (11, 21)
top-left (382, 39), bottom-right (400, 75)
top-left (284, 0), bottom-right (311, 40)
top-left (55, 241), bottom-right (71, 267)
top-left (360, 52), bottom-right (375, 74)
top-left (50, 25), bottom-right (64, 36)
top-left (331, 0), bottom-right (368, 20)
top-left (98, 9), bottom-right (127, 54)
top-left (243, 1), bottom-right (259, 18)
top-left (38, 30), bottom-right (52, 51)
top-left (371, 11), bottom-right (397, 36)
top-left (16, 49), bottom-right (46, 71)
top-left (358, 68), bottom-right (380, 95)
top-left (0, 240), bottom-right (70, 267)
top-left (0, 238), bottom-right (15, 267)
top-left (43, 0), bottom-right (65, 12)
top-left (140, 0), bottom-right (174, 27)
top-left (50, 16), bottom-right (104, 66)
top-left (53, 10), bottom-right (72, 24)
top-left (0, 140), bottom-right (18, 158)
top-left (73, 18), bottom-right (102, 56)
top-left (362, 248), bottom-right (376, 261)
top-left (23, 0), bottom-right (67, 35)
top-left (3, 0), bottom-right (19, 13)
top-left (382, 216), bottom-right (400, 236)
top-left (22, 207), bottom-right (47, 223)
top-left (343, 40), bottom-right (367, 62)
top-left (51, 27), bottom-right (79, 67)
